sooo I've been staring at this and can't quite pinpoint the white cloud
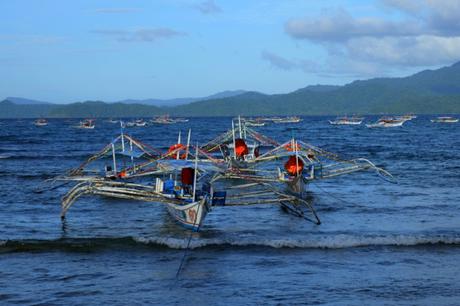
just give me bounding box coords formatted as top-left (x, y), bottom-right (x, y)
top-left (285, 8), bottom-right (424, 42)
top-left (283, 1), bottom-right (460, 71)
top-left (347, 35), bottom-right (460, 66)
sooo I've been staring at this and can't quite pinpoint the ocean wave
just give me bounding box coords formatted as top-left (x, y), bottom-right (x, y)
top-left (1, 233), bottom-right (460, 252)
top-left (135, 233), bottom-right (460, 249)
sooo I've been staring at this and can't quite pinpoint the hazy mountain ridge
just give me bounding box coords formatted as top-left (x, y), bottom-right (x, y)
top-left (111, 90), bottom-right (248, 107)
top-left (1, 62), bottom-right (460, 118)
top-left (5, 97), bottom-right (52, 105)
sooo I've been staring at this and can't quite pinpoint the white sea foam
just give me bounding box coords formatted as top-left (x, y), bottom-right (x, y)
top-left (133, 233), bottom-right (460, 250)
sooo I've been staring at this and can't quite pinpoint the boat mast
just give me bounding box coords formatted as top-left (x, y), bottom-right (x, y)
top-left (130, 138), bottom-right (135, 172)
top-left (232, 120), bottom-right (236, 158)
top-left (111, 142), bottom-right (117, 175)
top-left (185, 129), bottom-right (191, 160)
top-left (192, 143), bottom-right (198, 201)
top-left (120, 121), bottom-right (125, 152)
top-left (295, 140), bottom-right (299, 176)
top-left (177, 131), bottom-right (181, 160)
top-left (238, 115), bottom-right (242, 139)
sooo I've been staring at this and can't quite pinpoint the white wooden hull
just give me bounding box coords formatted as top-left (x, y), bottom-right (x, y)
top-left (431, 118), bottom-right (458, 123)
top-left (166, 197), bottom-right (210, 231)
top-left (366, 121), bottom-right (404, 128)
top-left (329, 120), bottom-right (362, 125)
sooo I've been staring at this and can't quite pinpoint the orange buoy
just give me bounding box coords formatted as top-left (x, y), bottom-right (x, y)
top-left (284, 143), bottom-right (301, 152)
top-left (234, 139), bottom-right (249, 158)
top-left (118, 170), bottom-right (127, 178)
top-left (167, 144), bottom-right (186, 159)
top-left (284, 155), bottom-right (304, 176)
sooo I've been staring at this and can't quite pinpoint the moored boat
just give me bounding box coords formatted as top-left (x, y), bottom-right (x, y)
top-left (151, 115), bottom-right (187, 124)
top-left (77, 119), bottom-right (95, 129)
top-left (34, 118), bottom-right (48, 126)
top-left (273, 116), bottom-right (302, 124)
top-left (106, 118), bottom-right (119, 124)
top-left (329, 116), bottom-right (364, 125)
top-left (135, 119), bottom-right (147, 127)
top-left (395, 114), bottom-right (417, 121)
top-left (430, 116), bottom-right (459, 123)
top-left (366, 117), bottom-right (405, 128)
top-left (57, 116), bottom-right (395, 232)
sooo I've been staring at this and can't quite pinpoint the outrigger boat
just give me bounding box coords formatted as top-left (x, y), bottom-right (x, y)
top-left (329, 116), bottom-right (364, 125)
top-left (395, 114), bottom-right (417, 121)
top-left (244, 119), bottom-right (265, 127)
top-left (105, 118), bottom-right (119, 124)
top-left (430, 116), bottom-right (458, 123)
top-left (126, 119), bottom-right (148, 127)
top-left (34, 118), bottom-right (48, 126)
top-left (366, 117), bottom-right (405, 128)
top-left (151, 115), bottom-right (188, 124)
top-left (273, 116), bottom-right (302, 124)
top-left (77, 119), bottom-right (95, 129)
top-left (50, 118), bottom-right (395, 231)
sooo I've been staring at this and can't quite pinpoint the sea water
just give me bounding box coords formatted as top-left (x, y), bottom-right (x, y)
top-left (0, 116), bottom-right (459, 305)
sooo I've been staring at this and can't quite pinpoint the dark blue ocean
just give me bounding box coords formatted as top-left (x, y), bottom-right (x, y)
top-left (1, 116), bottom-right (459, 305)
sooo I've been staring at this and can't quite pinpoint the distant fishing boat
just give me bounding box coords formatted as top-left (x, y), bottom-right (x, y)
top-left (34, 118), bottom-right (48, 126)
top-left (238, 117), bottom-right (265, 127)
top-left (77, 119), bottom-right (95, 129)
top-left (151, 115), bottom-right (181, 124)
top-left (125, 119), bottom-right (147, 127)
top-left (273, 116), bottom-right (302, 124)
top-left (395, 114), bottom-right (417, 121)
top-left (106, 118), bottom-right (119, 124)
top-left (135, 119), bottom-right (147, 127)
top-left (329, 116), bottom-right (364, 125)
top-left (430, 116), bottom-right (459, 123)
top-left (244, 121), bottom-right (265, 127)
top-left (174, 118), bottom-right (189, 123)
top-left (366, 117), bottom-right (405, 128)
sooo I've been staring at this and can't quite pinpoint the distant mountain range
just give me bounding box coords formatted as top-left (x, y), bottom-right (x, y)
top-left (116, 90), bottom-right (247, 107)
top-left (5, 97), bottom-right (52, 105)
top-left (1, 62), bottom-right (460, 118)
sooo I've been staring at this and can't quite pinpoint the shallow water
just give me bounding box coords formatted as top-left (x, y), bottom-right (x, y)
top-left (1, 116), bottom-right (459, 305)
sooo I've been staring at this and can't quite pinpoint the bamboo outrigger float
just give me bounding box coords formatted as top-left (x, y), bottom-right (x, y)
top-left (52, 119), bottom-right (395, 231)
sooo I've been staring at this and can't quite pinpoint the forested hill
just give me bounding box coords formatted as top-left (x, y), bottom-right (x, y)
top-left (2, 62), bottom-right (460, 118)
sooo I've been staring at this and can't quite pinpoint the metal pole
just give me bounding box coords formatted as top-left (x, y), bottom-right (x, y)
top-left (111, 143), bottom-right (117, 175)
top-left (185, 129), bottom-right (191, 160)
top-left (120, 121), bottom-right (125, 152)
top-left (232, 120), bottom-right (236, 158)
top-left (177, 131), bottom-right (181, 160)
top-left (238, 115), bottom-right (242, 138)
top-left (192, 144), bottom-right (198, 201)
top-left (130, 139), bottom-right (135, 172)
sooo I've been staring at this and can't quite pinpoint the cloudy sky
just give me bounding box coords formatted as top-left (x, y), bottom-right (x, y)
top-left (1, 0), bottom-right (460, 103)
